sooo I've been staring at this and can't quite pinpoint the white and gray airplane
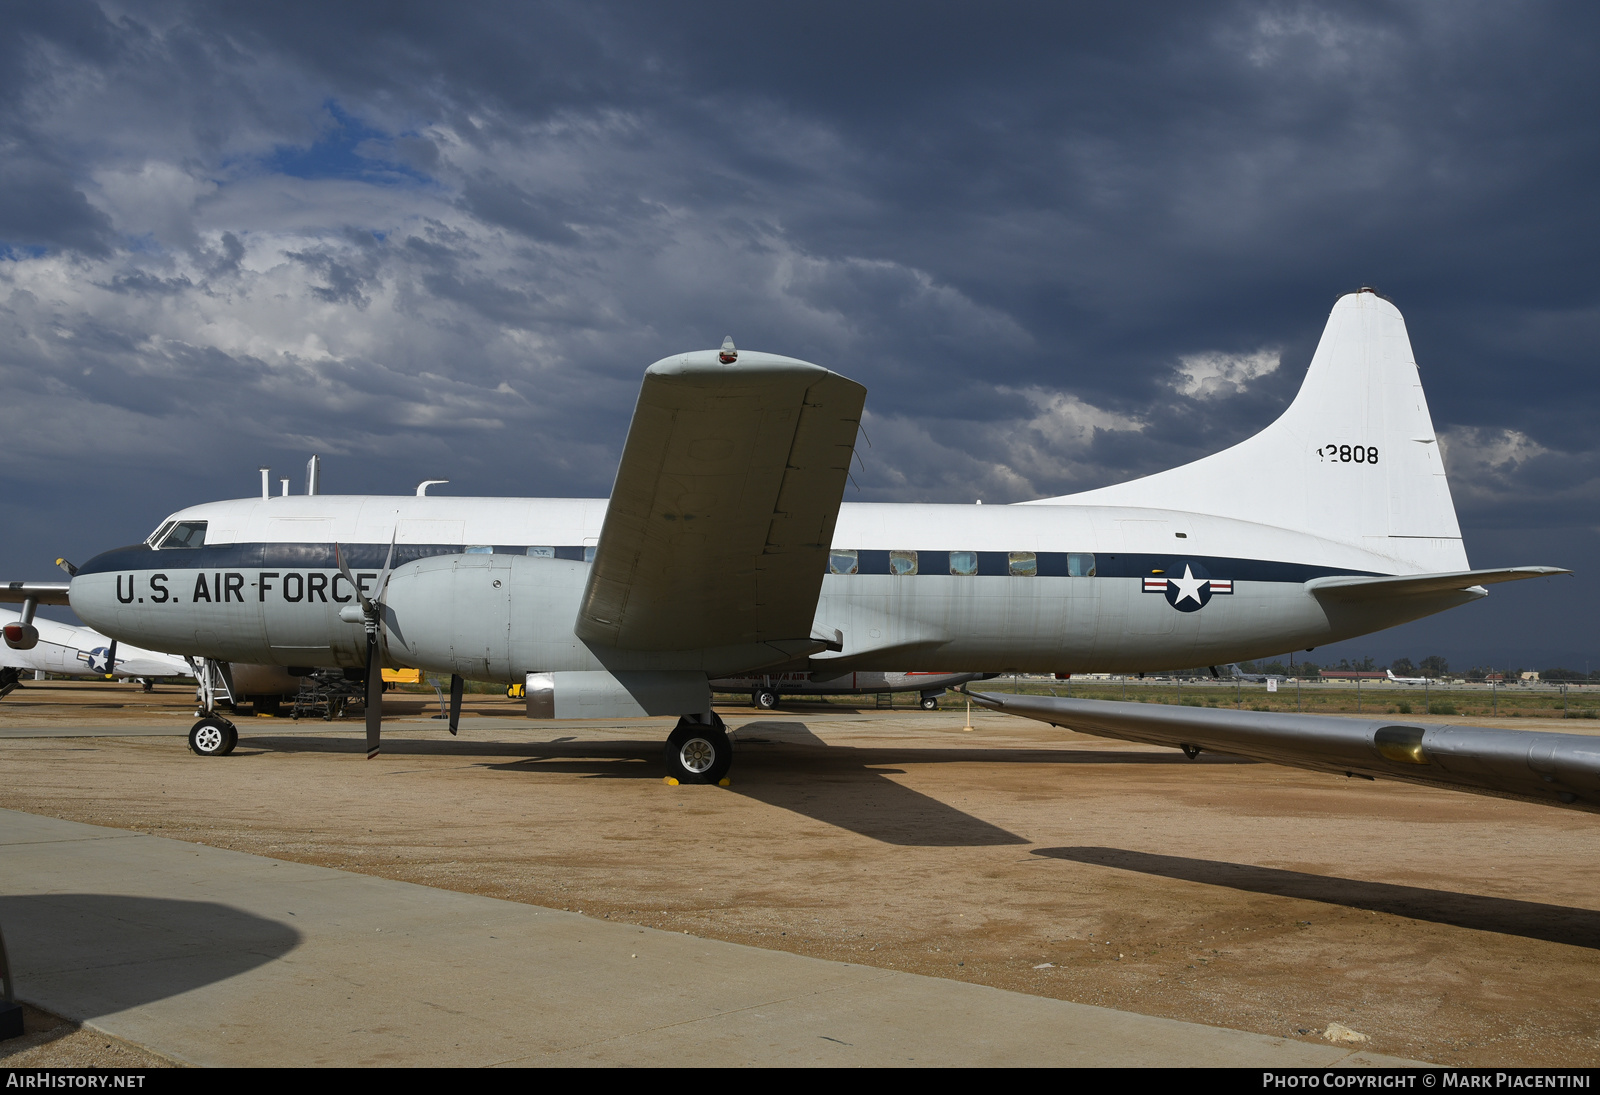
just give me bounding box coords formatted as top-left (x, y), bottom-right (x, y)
top-left (3, 291), bottom-right (1579, 805)
top-left (712, 670), bottom-right (995, 710)
top-left (0, 606), bottom-right (192, 698)
top-left (1386, 669), bottom-right (1430, 685)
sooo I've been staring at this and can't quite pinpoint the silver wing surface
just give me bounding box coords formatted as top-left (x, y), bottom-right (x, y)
top-left (578, 349), bottom-right (865, 655)
top-left (1, 581), bottom-right (71, 606)
top-left (968, 690), bottom-right (1600, 814)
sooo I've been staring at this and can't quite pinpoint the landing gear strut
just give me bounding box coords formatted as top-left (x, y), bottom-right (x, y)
top-left (187, 657), bottom-right (238, 756)
top-left (664, 713), bottom-right (733, 784)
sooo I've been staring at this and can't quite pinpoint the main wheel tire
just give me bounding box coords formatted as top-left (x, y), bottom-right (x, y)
top-left (920, 695), bottom-right (939, 710)
top-left (664, 718), bottom-right (733, 783)
top-left (189, 717), bottom-right (238, 757)
top-left (753, 689), bottom-right (779, 710)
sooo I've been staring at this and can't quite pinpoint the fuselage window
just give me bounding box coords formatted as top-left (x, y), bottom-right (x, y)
top-left (829, 549), bottom-right (859, 575)
top-left (1068, 552), bottom-right (1097, 577)
top-left (159, 521), bottom-right (208, 549)
top-left (583, 546), bottom-right (596, 564)
top-left (949, 551), bottom-right (978, 576)
top-left (464, 545), bottom-right (493, 554)
top-left (889, 550), bottom-right (918, 576)
top-left (145, 521), bottom-right (176, 547)
top-left (1008, 551), bottom-right (1037, 577)
top-left (528, 546), bottom-right (555, 558)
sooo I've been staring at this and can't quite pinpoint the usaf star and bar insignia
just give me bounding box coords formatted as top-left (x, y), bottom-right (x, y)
top-left (1144, 562), bottom-right (1233, 612)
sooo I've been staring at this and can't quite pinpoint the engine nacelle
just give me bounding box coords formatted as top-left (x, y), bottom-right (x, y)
top-left (3, 622), bottom-right (39, 650)
top-left (381, 552), bottom-right (590, 682)
top-left (524, 670), bottom-right (710, 719)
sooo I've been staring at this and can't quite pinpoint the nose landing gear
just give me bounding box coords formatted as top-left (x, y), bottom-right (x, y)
top-left (189, 715), bottom-right (238, 756)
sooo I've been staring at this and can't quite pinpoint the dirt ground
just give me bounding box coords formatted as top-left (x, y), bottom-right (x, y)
top-left (3, 680), bottom-right (1599, 1067)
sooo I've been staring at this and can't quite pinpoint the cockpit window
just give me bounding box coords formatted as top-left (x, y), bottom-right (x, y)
top-left (159, 521), bottom-right (208, 549)
top-left (145, 521), bottom-right (176, 547)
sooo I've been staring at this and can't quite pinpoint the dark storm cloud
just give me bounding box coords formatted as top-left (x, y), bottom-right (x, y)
top-left (0, 1), bottom-right (1596, 662)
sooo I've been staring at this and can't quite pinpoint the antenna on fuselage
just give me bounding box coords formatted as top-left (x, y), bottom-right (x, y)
top-left (416, 480), bottom-right (449, 497)
top-left (259, 467), bottom-right (270, 500)
top-left (306, 454), bottom-right (321, 496)
top-left (279, 477), bottom-right (290, 497)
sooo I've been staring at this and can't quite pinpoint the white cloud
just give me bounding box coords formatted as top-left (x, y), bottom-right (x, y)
top-left (1171, 347), bottom-right (1280, 399)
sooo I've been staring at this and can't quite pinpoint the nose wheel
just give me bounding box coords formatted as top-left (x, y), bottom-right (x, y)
top-left (188, 716), bottom-right (238, 756)
top-left (664, 715), bottom-right (733, 783)
top-left (752, 688), bottom-right (779, 710)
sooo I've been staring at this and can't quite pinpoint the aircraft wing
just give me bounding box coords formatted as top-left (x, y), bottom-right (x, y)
top-left (967, 690), bottom-right (1600, 814)
top-left (1, 581), bottom-right (71, 606)
top-left (578, 349), bottom-right (865, 652)
top-left (1306, 566), bottom-right (1568, 601)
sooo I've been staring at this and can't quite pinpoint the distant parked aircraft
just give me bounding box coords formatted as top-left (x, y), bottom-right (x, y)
top-left (712, 670), bottom-right (995, 710)
top-left (1386, 669), bottom-right (1429, 685)
top-left (0, 608), bottom-right (191, 699)
top-left (1227, 663), bottom-right (1286, 684)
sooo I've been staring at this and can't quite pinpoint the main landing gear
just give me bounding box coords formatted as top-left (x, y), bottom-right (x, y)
top-left (664, 713), bottom-right (733, 784)
top-left (919, 692), bottom-right (941, 710)
top-left (752, 688), bottom-right (779, 710)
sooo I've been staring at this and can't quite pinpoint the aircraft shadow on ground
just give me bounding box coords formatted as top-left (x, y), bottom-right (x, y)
top-left (1032, 847), bottom-right (1600, 950)
top-left (234, 723), bottom-right (1243, 848)
top-left (0, 894), bottom-right (301, 1017)
top-left (723, 719), bottom-right (1029, 847)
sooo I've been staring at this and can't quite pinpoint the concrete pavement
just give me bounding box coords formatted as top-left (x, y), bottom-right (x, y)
top-left (0, 809), bottom-right (1423, 1066)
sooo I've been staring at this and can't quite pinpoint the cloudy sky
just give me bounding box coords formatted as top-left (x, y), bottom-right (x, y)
top-left (3, 1), bottom-right (1596, 670)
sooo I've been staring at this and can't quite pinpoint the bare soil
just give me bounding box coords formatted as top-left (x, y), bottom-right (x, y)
top-left (3, 680), bottom-right (1599, 1067)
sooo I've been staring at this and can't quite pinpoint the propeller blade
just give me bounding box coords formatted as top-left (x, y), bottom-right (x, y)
top-left (448, 673), bottom-right (463, 736)
top-left (104, 640), bottom-right (118, 677)
top-left (371, 535), bottom-right (397, 603)
top-left (334, 543), bottom-right (373, 616)
top-left (365, 635), bottom-right (382, 760)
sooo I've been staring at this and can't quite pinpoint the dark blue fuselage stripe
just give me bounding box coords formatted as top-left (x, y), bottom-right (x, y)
top-left (78, 543), bottom-right (1387, 584)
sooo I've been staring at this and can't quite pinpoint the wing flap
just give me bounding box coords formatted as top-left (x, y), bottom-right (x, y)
top-left (1307, 566), bottom-right (1569, 601)
top-left (968, 690), bottom-right (1600, 814)
top-left (578, 350), bottom-right (865, 652)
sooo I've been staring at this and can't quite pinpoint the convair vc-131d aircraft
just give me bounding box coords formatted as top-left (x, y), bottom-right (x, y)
top-left (3, 291), bottom-right (1569, 793)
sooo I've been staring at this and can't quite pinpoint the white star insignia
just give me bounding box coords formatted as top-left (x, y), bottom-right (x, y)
top-left (1169, 564), bottom-right (1208, 605)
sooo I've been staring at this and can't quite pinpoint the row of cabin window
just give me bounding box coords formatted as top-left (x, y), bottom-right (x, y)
top-left (828, 549), bottom-right (1097, 577)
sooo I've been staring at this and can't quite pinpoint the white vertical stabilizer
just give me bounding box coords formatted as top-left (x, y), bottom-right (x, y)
top-left (1023, 290), bottom-right (1467, 573)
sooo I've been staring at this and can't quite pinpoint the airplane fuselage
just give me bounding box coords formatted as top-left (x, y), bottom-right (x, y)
top-left (69, 494), bottom-right (1478, 681)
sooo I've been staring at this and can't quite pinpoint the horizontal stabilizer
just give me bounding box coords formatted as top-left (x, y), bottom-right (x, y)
top-left (968, 690), bottom-right (1600, 814)
top-left (579, 348), bottom-right (865, 653)
top-left (1, 581), bottom-right (71, 606)
top-left (1307, 566), bottom-right (1570, 601)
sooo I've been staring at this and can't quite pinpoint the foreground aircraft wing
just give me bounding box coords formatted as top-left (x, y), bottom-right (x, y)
top-left (1307, 566), bottom-right (1570, 601)
top-left (0, 581), bottom-right (71, 606)
top-left (578, 348), bottom-right (865, 653)
top-left (967, 690), bottom-right (1600, 814)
